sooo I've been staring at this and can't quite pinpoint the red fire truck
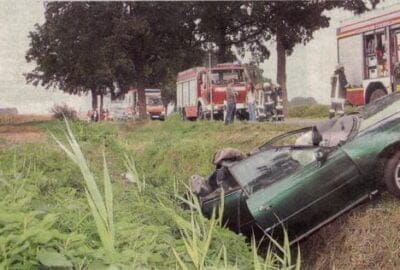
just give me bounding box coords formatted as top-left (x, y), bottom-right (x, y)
top-left (176, 63), bottom-right (262, 120)
top-left (337, 4), bottom-right (400, 106)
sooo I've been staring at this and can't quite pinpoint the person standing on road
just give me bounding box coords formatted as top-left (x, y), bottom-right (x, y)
top-left (329, 64), bottom-right (348, 119)
top-left (246, 84), bottom-right (257, 121)
top-left (263, 82), bottom-right (274, 121)
top-left (274, 84), bottom-right (284, 121)
top-left (225, 79), bottom-right (237, 125)
top-left (91, 109), bottom-right (99, 122)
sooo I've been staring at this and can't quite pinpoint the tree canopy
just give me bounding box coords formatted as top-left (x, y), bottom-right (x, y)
top-left (26, 1), bottom-right (374, 116)
top-left (26, 2), bottom-right (203, 112)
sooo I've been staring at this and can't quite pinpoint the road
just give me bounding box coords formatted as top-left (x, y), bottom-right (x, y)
top-left (266, 118), bottom-right (325, 126)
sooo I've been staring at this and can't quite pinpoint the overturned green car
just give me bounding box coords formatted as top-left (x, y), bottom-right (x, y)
top-left (190, 92), bottom-right (400, 244)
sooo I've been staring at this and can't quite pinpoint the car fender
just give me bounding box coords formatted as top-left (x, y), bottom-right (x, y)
top-left (341, 117), bottom-right (400, 177)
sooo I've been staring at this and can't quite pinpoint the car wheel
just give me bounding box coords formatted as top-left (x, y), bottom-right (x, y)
top-left (383, 151), bottom-right (400, 198)
top-left (369, 88), bottom-right (386, 103)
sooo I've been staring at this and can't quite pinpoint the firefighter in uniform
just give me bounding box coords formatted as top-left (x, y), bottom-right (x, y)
top-left (263, 82), bottom-right (275, 121)
top-left (329, 64), bottom-right (348, 119)
top-left (274, 84), bottom-right (284, 121)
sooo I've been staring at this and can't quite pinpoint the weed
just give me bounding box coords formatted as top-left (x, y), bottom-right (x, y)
top-left (53, 120), bottom-right (116, 262)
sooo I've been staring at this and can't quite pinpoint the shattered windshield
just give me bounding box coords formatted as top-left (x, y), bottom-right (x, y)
top-left (315, 115), bottom-right (358, 147)
top-left (229, 148), bottom-right (317, 194)
top-left (261, 116), bottom-right (357, 149)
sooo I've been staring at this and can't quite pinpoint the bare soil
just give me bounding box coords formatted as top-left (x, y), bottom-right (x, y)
top-left (0, 125), bottom-right (46, 143)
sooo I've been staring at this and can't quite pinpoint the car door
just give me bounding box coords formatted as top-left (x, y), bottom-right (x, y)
top-left (245, 147), bottom-right (368, 242)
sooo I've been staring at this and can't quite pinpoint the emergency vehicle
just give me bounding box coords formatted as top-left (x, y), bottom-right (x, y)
top-left (144, 89), bottom-right (165, 120)
top-left (337, 4), bottom-right (400, 106)
top-left (118, 88), bottom-right (165, 120)
top-left (176, 63), bottom-right (262, 120)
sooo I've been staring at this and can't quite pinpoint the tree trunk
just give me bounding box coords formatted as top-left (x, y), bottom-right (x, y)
top-left (100, 93), bottom-right (104, 112)
top-left (91, 89), bottom-right (98, 110)
top-left (137, 88), bottom-right (147, 120)
top-left (276, 27), bottom-right (289, 117)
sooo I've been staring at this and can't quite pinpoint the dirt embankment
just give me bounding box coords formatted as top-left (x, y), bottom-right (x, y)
top-left (301, 193), bottom-right (400, 270)
top-left (0, 114), bottom-right (51, 143)
top-left (0, 125), bottom-right (46, 143)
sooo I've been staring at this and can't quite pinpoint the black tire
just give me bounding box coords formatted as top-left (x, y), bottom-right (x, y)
top-left (369, 88), bottom-right (386, 103)
top-left (383, 151), bottom-right (400, 198)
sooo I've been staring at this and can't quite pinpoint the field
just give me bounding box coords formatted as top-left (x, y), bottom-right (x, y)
top-left (1, 115), bottom-right (399, 269)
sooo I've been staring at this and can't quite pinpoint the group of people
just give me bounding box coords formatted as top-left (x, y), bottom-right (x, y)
top-left (86, 109), bottom-right (110, 122)
top-left (224, 64), bottom-right (354, 124)
top-left (224, 80), bottom-right (284, 125)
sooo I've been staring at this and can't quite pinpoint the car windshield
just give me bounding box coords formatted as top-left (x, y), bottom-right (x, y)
top-left (229, 147), bottom-right (317, 194)
top-left (146, 96), bottom-right (162, 106)
top-left (259, 127), bottom-right (315, 149)
top-left (315, 115), bottom-right (358, 147)
top-left (260, 115), bottom-right (357, 149)
top-left (210, 69), bottom-right (244, 85)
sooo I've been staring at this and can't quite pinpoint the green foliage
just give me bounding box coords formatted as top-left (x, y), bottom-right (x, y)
top-left (26, 2), bottom-right (204, 109)
top-left (51, 104), bottom-right (78, 120)
top-left (53, 121), bottom-right (116, 261)
top-left (0, 119), bottom-right (304, 269)
top-left (288, 104), bottom-right (359, 118)
top-left (37, 250), bottom-right (73, 268)
top-left (288, 104), bottom-right (329, 119)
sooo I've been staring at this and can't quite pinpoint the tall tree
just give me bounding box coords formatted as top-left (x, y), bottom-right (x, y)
top-left (194, 1), bottom-right (370, 116)
top-left (193, 2), bottom-right (270, 64)
top-left (26, 2), bottom-right (203, 116)
top-left (247, 1), bottom-right (369, 115)
top-left (26, 2), bottom-right (131, 110)
top-left (113, 2), bottom-right (203, 116)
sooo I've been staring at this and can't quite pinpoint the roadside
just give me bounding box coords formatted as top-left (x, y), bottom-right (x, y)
top-left (270, 118), bottom-right (324, 126)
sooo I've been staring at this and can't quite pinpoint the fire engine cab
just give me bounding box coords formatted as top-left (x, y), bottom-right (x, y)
top-left (176, 63), bottom-right (262, 120)
top-left (337, 4), bottom-right (400, 106)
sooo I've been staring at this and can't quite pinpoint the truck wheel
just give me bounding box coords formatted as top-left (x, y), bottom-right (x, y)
top-left (369, 88), bottom-right (386, 103)
top-left (383, 151), bottom-right (400, 198)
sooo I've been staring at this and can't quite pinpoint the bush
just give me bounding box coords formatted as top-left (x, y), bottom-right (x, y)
top-left (288, 104), bottom-right (329, 118)
top-left (51, 104), bottom-right (78, 120)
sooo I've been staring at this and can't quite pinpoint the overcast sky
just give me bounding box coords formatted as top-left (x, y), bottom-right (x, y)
top-left (0, 0), bottom-right (398, 114)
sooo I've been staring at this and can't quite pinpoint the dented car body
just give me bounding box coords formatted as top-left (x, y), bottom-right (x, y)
top-left (192, 93), bottom-right (400, 244)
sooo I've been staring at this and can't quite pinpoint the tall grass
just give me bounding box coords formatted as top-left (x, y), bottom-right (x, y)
top-left (169, 188), bottom-right (225, 269)
top-left (0, 119), bottom-right (305, 268)
top-left (167, 186), bottom-right (301, 269)
top-left (124, 154), bottom-right (146, 193)
top-left (52, 120), bottom-right (116, 261)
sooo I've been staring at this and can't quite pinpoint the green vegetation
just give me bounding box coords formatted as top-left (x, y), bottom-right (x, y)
top-left (288, 104), bottom-right (330, 119)
top-left (288, 104), bottom-right (359, 119)
top-left (0, 117), bottom-right (301, 269)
